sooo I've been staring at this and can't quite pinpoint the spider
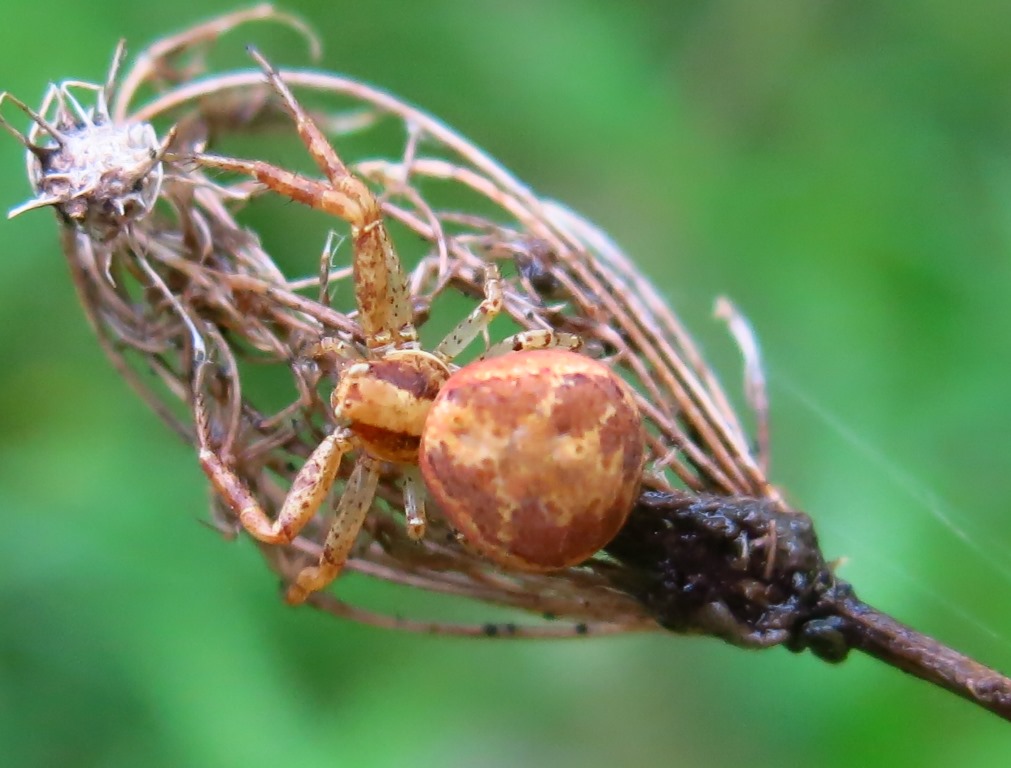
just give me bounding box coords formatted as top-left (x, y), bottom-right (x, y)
top-left (193, 50), bottom-right (643, 605)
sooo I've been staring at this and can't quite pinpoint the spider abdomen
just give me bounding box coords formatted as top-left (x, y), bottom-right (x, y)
top-left (419, 349), bottom-right (645, 571)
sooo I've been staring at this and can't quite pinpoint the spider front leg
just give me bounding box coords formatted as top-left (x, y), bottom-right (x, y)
top-left (195, 48), bottom-right (415, 348)
top-left (197, 389), bottom-right (352, 545)
top-left (196, 384), bottom-right (370, 602)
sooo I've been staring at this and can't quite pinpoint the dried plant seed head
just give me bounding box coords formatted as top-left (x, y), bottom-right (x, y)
top-left (4, 83), bottom-right (166, 240)
top-left (419, 349), bottom-right (646, 571)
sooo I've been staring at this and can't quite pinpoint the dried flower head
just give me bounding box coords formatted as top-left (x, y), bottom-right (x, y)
top-left (4, 6), bottom-right (1010, 722)
top-left (2, 60), bottom-right (167, 240)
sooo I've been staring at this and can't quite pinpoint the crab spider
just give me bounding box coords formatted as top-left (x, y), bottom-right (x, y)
top-left (194, 50), bottom-right (590, 604)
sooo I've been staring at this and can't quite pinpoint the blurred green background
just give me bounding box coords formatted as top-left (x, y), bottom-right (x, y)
top-left (3, 0), bottom-right (1011, 765)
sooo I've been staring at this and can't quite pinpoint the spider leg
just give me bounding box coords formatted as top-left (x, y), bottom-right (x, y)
top-left (401, 465), bottom-right (427, 540)
top-left (431, 264), bottom-right (583, 361)
top-left (433, 264), bottom-right (503, 360)
top-left (286, 457), bottom-right (382, 604)
top-left (194, 48), bottom-right (415, 348)
top-left (196, 386), bottom-right (352, 545)
top-left (480, 329), bottom-right (583, 359)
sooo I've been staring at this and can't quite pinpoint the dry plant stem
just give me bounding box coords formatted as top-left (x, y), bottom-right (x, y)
top-left (113, 3), bottom-right (320, 122)
top-left (305, 590), bottom-right (648, 638)
top-left (836, 597), bottom-right (1011, 722)
top-left (608, 491), bottom-right (1011, 723)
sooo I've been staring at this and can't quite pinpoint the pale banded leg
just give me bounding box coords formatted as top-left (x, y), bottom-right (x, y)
top-left (401, 465), bottom-right (427, 540)
top-left (286, 457), bottom-right (382, 604)
top-left (481, 329), bottom-right (583, 360)
top-left (433, 264), bottom-right (503, 360)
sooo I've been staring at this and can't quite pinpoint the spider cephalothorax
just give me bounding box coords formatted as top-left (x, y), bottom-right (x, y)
top-left (334, 350), bottom-right (452, 464)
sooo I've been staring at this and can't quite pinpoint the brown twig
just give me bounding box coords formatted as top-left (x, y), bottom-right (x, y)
top-left (836, 597), bottom-right (1011, 721)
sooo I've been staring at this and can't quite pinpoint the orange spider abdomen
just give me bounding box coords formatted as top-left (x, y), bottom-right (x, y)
top-left (419, 349), bottom-right (645, 571)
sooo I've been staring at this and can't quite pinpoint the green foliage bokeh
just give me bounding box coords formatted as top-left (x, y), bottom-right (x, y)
top-left (2, 1), bottom-right (1010, 765)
